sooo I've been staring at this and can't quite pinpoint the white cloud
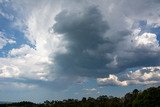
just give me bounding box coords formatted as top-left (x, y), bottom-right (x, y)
top-left (0, 57), bottom-right (48, 80)
top-left (0, 32), bottom-right (16, 49)
top-left (97, 74), bottom-right (127, 86)
top-left (134, 33), bottom-right (159, 48)
top-left (8, 44), bottom-right (35, 57)
top-left (83, 88), bottom-right (98, 94)
top-left (0, 0), bottom-right (66, 83)
top-left (0, 40), bottom-right (50, 81)
top-left (8, 39), bottom-right (16, 44)
top-left (97, 67), bottom-right (160, 86)
top-left (0, 65), bottom-right (20, 78)
top-left (127, 67), bottom-right (160, 81)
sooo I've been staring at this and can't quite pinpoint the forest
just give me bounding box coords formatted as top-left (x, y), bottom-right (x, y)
top-left (0, 86), bottom-right (160, 107)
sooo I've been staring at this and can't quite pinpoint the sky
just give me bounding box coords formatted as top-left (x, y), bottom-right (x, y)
top-left (0, 0), bottom-right (160, 103)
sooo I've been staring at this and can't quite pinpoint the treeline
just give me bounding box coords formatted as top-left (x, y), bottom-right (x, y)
top-left (1, 86), bottom-right (160, 107)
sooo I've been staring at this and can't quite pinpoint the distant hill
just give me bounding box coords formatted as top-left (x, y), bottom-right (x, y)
top-left (0, 101), bottom-right (12, 104)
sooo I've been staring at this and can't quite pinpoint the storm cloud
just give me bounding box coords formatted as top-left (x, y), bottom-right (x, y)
top-left (51, 2), bottom-right (160, 80)
top-left (52, 6), bottom-right (111, 77)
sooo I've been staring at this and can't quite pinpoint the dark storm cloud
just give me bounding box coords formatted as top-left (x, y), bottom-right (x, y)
top-left (50, 1), bottom-right (160, 79)
top-left (116, 46), bottom-right (160, 69)
top-left (53, 6), bottom-right (111, 77)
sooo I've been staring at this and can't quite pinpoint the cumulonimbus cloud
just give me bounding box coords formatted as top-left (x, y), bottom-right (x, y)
top-left (0, 0), bottom-right (160, 89)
